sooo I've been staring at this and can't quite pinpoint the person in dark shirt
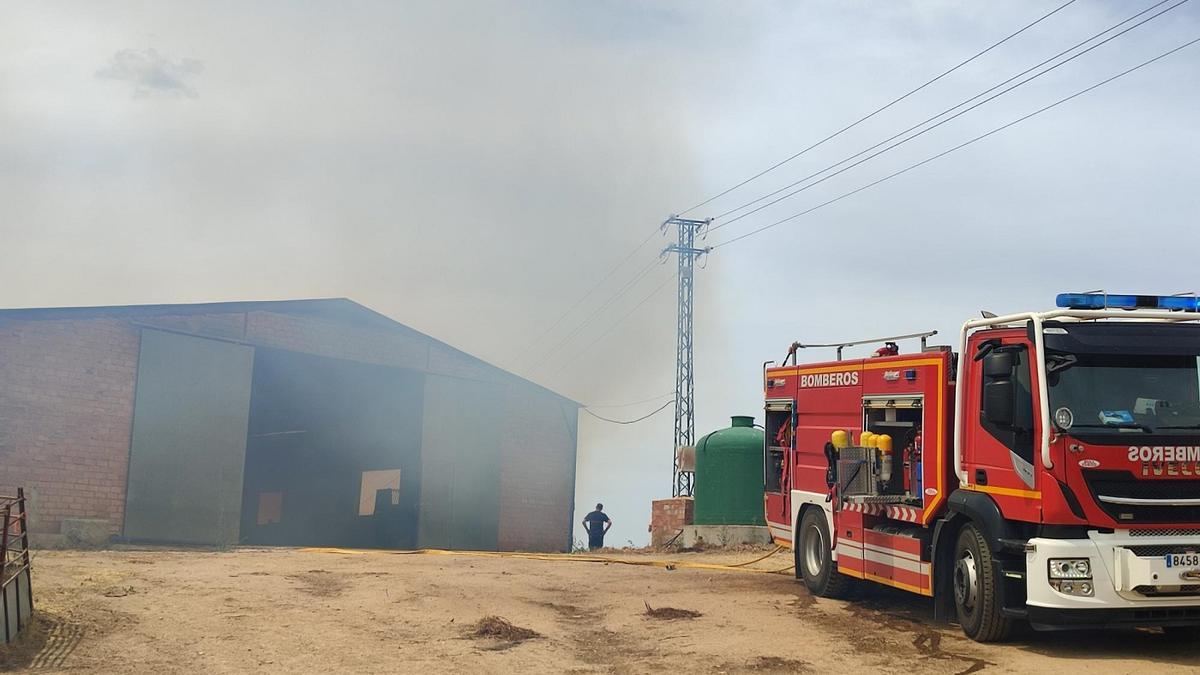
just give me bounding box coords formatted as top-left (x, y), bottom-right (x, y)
top-left (582, 503), bottom-right (611, 550)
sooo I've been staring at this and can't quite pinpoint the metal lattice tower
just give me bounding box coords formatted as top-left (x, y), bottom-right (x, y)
top-left (661, 216), bottom-right (711, 497)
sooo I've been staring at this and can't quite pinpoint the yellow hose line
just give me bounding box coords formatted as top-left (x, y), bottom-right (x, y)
top-left (723, 545), bottom-right (784, 567)
top-left (298, 546), bottom-right (795, 575)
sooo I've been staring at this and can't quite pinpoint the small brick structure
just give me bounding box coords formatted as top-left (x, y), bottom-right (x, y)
top-left (649, 497), bottom-right (694, 548)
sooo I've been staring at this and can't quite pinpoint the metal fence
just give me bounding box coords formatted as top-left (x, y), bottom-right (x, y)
top-left (1, 488), bottom-right (33, 644)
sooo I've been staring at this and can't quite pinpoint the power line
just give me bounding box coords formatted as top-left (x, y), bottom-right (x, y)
top-left (676, 0), bottom-right (1080, 216)
top-left (533, 257), bottom-right (662, 370)
top-left (585, 391), bottom-right (675, 409)
top-left (514, 228), bottom-right (659, 368)
top-left (521, 1), bottom-right (1085, 380)
top-left (525, 2), bottom-right (1172, 389)
top-left (582, 399), bottom-right (674, 425)
top-left (712, 0), bottom-right (1183, 224)
top-left (708, 0), bottom-right (1189, 232)
top-left (710, 35), bottom-right (1200, 250)
top-left (552, 270), bottom-right (675, 374)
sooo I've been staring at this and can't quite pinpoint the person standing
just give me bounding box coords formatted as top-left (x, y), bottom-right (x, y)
top-left (582, 503), bottom-right (611, 550)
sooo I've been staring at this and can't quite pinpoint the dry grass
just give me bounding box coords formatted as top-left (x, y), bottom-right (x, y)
top-left (470, 615), bottom-right (540, 642)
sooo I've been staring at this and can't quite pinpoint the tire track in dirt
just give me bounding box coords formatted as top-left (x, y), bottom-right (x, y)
top-left (28, 617), bottom-right (85, 670)
top-left (527, 596), bottom-right (656, 672)
top-left (759, 569), bottom-right (991, 675)
top-left (843, 601), bottom-right (992, 675)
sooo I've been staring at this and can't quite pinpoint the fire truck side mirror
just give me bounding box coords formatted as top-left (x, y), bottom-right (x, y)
top-left (982, 349), bottom-right (1014, 378)
top-left (982, 350), bottom-right (1017, 427)
top-left (983, 380), bottom-right (1015, 427)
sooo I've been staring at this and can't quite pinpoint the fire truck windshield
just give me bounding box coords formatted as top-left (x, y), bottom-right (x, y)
top-left (1047, 352), bottom-right (1200, 435)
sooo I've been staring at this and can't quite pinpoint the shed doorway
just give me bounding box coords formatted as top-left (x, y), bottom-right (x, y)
top-left (238, 348), bottom-right (424, 549)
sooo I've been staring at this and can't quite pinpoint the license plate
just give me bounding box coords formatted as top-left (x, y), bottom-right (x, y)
top-left (1166, 553), bottom-right (1200, 568)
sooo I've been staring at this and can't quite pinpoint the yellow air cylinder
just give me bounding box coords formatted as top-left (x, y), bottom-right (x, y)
top-left (877, 434), bottom-right (893, 453)
top-left (878, 434), bottom-right (893, 482)
top-left (831, 429), bottom-right (849, 449)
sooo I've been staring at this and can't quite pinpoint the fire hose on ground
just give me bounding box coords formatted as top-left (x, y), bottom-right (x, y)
top-left (299, 545), bottom-right (795, 575)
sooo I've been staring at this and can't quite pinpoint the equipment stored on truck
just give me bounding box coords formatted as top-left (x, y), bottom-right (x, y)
top-left (764, 293), bottom-right (1200, 641)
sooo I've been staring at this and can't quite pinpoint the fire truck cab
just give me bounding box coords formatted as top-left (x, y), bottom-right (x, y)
top-left (764, 293), bottom-right (1200, 641)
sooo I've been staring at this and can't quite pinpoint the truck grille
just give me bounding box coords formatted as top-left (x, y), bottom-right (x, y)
top-left (1133, 585), bottom-right (1200, 597)
top-left (1126, 544), bottom-right (1200, 557)
top-left (1129, 528), bottom-right (1200, 537)
top-left (1082, 470), bottom-right (1200, 524)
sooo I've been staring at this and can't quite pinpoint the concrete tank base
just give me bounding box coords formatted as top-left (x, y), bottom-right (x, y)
top-left (678, 525), bottom-right (771, 549)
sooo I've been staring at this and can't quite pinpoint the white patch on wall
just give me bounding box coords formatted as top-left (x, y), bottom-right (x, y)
top-left (359, 470), bottom-right (401, 516)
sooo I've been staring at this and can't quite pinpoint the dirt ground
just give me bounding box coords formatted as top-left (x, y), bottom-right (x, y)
top-left (2, 546), bottom-right (1199, 674)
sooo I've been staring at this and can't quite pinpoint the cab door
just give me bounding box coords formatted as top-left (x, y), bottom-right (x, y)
top-left (764, 400), bottom-right (793, 543)
top-left (962, 333), bottom-right (1042, 519)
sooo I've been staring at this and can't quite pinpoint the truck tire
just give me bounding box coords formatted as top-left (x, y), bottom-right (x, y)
top-left (797, 508), bottom-right (853, 598)
top-left (953, 523), bottom-right (1012, 642)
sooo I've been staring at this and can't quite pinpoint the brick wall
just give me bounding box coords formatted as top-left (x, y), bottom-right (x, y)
top-left (650, 498), bottom-right (694, 548)
top-left (496, 385), bottom-right (578, 552)
top-left (0, 319), bottom-right (139, 535)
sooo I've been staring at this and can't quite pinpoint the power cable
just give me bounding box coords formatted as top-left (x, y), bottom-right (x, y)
top-left (586, 391), bottom-right (675, 409)
top-left (676, 0), bottom-right (1080, 216)
top-left (533, 257), bottom-right (662, 370)
top-left (552, 270), bottom-right (676, 374)
top-left (528, 1), bottom-right (1135, 383)
top-left (519, 1), bottom-right (1086, 375)
top-left (709, 35), bottom-right (1200, 250)
top-left (582, 399), bottom-right (674, 425)
top-left (514, 228), bottom-right (659, 367)
top-left (709, 0), bottom-right (1188, 232)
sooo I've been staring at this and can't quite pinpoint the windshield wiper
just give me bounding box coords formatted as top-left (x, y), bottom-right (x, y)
top-left (1045, 353), bottom-right (1078, 374)
top-left (1066, 422), bottom-right (1155, 433)
top-left (1154, 424), bottom-right (1200, 430)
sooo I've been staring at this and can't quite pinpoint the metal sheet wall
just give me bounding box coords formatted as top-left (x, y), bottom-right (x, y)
top-left (123, 329), bottom-right (255, 545)
top-left (417, 375), bottom-right (504, 550)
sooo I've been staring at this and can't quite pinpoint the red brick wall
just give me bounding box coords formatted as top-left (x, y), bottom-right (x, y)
top-left (496, 386), bottom-right (578, 552)
top-left (650, 498), bottom-right (694, 547)
top-left (0, 319), bottom-right (139, 535)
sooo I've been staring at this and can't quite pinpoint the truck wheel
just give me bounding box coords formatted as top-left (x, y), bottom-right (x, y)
top-left (797, 508), bottom-right (853, 598)
top-left (953, 523), bottom-right (1012, 642)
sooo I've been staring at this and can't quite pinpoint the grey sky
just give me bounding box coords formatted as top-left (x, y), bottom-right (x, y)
top-left (2, 1), bottom-right (1198, 545)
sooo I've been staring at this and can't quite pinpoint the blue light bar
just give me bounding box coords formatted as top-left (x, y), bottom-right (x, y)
top-left (1056, 293), bottom-right (1200, 312)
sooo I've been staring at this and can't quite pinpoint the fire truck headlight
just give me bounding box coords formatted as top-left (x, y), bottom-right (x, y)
top-left (1050, 579), bottom-right (1095, 597)
top-left (1048, 558), bottom-right (1091, 579)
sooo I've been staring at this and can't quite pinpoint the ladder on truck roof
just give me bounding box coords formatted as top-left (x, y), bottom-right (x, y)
top-left (783, 330), bottom-right (938, 364)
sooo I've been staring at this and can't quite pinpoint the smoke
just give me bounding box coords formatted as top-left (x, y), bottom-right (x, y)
top-left (2, 2), bottom-right (1198, 546)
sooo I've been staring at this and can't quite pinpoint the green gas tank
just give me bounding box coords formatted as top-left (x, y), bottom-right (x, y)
top-left (693, 416), bottom-right (766, 526)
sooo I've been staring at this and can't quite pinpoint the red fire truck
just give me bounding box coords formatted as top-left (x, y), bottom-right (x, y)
top-left (763, 293), bottom-right (1200, 641)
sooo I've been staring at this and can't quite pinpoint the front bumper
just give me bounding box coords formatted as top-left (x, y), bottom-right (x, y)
top-left (1024, 531), bottom-right (1200, 629)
